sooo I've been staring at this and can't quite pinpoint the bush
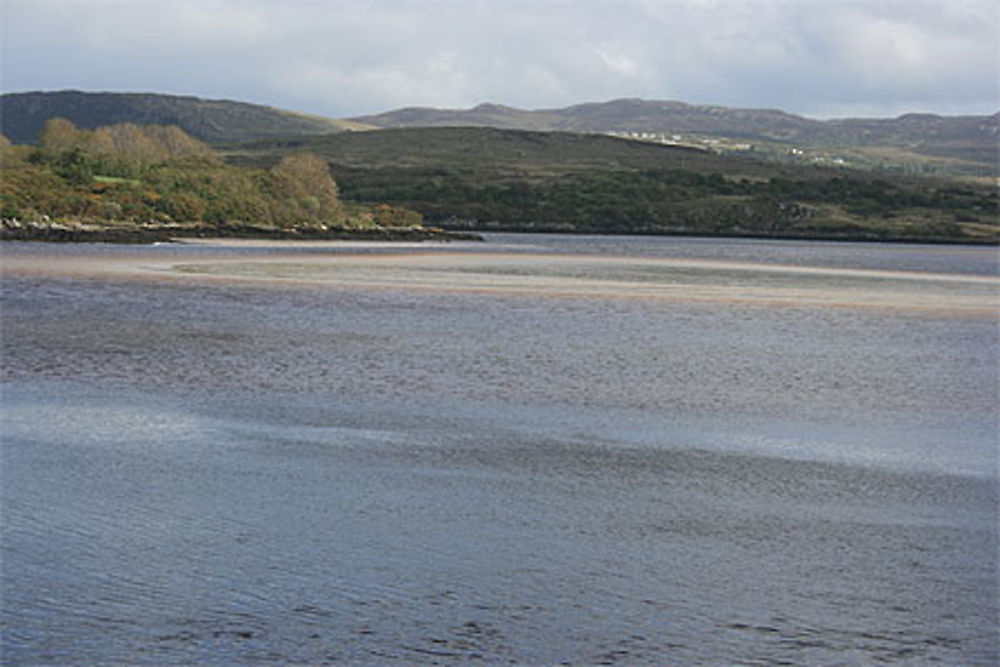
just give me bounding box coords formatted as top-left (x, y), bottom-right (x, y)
top-left (372, 203), bottom-right (423, 228)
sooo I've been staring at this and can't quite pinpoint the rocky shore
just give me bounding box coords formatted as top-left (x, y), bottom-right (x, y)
top-left (0, 218), bottom-right (482, 244)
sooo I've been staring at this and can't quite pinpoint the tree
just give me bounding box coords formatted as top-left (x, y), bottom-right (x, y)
top-left (38, 118), bottom-right (84, 160)
top-left (107, 123), bottom-right (164, 166)
top-left (144, 125), bottom-right (214, 160)
top-left (55, 147), bottom-right (95, 185)
top-left (84, 127), bottom-right (117, 157)
top-left (268, 153), bottom-right (343, 224)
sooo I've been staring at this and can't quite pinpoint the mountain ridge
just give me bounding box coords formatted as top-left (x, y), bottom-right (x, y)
top-left (348, 98), bottom-right (997, 175)
top-left (351, 97), bottom-right (998, 150)
top-left (0, 90), bottom-right (369, 145)
top-left (2, 91), bottom-right (996, 176)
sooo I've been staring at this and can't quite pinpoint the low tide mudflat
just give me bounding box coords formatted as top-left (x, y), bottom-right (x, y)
top-left (2, 234), bottom-right (997, 664)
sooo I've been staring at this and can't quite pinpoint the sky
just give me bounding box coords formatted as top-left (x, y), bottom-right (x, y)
top-left (2, 0), bottom-right (997, 120)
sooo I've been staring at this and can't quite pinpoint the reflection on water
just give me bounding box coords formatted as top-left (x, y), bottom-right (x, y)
top-left (2, 235), bottom-right (998, 664)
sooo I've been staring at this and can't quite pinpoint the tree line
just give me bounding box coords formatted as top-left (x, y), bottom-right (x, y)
top-left (334, 165), bottom-right (995, 237)
top-left (0, 119), bottom-right (421, 231)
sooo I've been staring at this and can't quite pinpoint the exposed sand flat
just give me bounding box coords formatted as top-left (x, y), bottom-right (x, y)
top-left (3, 245), bottom-right (998, 314)
top-left (171, 238), bottom-right (471, 249)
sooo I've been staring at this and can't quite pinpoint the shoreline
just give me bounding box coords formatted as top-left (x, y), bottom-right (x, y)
top-left (1, 221), bottom-right (994, 247)
top-left (439, 223), bottom-right (1000, 247)
top-left (0, 224), bottom-right (483, 245)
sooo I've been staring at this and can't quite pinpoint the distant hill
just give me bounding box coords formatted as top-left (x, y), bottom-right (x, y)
top-left (228, 125), bottom-right (993, 196)
top-left (353, 99), bottom-right (815, 137)
top-left (226, 126), bottom-right (998, 243)
top-left (351, 98), bottom-right (999, 172)
top-left (0, 90), bottom-right (370, 145)
top-left (3, 92), bottom-right (994, 177)
top-left (351, 98), bottom-right (998, 146)
top-left (227, 125), bottom-right (745, 176)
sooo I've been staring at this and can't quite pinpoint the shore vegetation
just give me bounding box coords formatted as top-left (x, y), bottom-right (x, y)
top-left (0, 120), bottom-right (468, 242)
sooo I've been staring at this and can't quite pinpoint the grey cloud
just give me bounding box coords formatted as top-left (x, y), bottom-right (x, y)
top-left (1, 0), bottom-right (996, 118)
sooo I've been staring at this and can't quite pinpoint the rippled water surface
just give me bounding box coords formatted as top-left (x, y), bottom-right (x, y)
top-left (2, 234), bottom-right (998, 664)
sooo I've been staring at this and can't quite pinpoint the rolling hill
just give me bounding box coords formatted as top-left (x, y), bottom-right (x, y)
top-left (352, 98), bottom-right (999, 175)
top-left (226, 125), bottom-right (746, 177)
top-left (351, 98), bottom-right (998, 145)
top-left (2, 91), bottom-right (995, 242)
top-left (3, 91), bottom-right (995, 177)
top-left (0, 90), bottom-right (369, 145)
top-left (226, 127), bottom-right (998, 242)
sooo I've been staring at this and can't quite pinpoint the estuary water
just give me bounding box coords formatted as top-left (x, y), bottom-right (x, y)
top-left (2, 234), bottom-right (998, 665)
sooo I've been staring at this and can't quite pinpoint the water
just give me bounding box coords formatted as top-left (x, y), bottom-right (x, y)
top-left (2, 234), bottom-right (998, 664)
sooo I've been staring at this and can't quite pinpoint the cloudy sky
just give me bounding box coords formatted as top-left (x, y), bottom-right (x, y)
top-left (2, 0), bottom-right (997, 119)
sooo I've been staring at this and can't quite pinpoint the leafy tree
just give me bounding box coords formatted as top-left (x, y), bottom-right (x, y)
top-left (106, 123), bottom-right (164, 167)
top-left (267, 153), bottom-right (343, 225)
top-left (38, 118), bottom-right (85, 160)
top-left (54, 147), bottom-right (97, 185)
top-left (144, 125), bottom-right (214, 160)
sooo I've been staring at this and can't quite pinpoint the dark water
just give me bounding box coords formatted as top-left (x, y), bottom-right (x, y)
top-left (2, 235), bottom-right (998, 664)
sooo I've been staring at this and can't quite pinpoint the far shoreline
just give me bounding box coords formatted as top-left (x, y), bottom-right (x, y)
top-left (437, 224), bottom-right (1000, 247)
top-left (2, 223), bottom-right (996, 247)
top-left (0, 224), bottom-right (483, 245)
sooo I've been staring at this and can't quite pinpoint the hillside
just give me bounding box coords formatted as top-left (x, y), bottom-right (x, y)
top-left (353, 99), bottom-right (816, 138)
top-left (226, 127), bottom-right (998, 242)
top-left (2, 92), bottom-right (995, 243)
top-left (0, 91), bottom-right (369, 145)
top-left (351, 99), bottom-right (999, 176)
top-left (227, 126), bottom-right (747, 177)
top-left (3, 92), bottom-right (995, 178)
